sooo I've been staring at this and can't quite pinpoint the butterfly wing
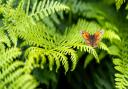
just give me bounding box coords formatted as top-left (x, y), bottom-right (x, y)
top-left (93, 30), bottom-right (104, 47)
top-left (81, 31), bottom-right (91, 46)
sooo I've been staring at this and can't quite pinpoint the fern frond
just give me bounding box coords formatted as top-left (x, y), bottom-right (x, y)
top-left (0, 43), bottom-right (5, 53)
top-left (63, 0), bottom-right (105, 20)
top-left (84, 54), bottom-right (94, 68)
top-left (24, 47), bottom-right (69, 73)
top-left (7, 29), bottom-right (18, 47)
top-left (98, 42), bottom-right (110, 53)
top-left (115, 0), bottom-right (125, 10)
top-left (0, 28), bottom-right (11, 47)
top-left (42, 11), bottom-right (64, 29)
top-left (10, 74), bottom-right (38, 89)
top-left (24, 47), bottom-right (43, 72)
top-left (113, 58), bottom-right (128, 89)
top-left (48, 52), bottom-right (60, 71)
top-left (20, 78), bottom-right (38, 89)
top-left (54, 51), bottom-right (69, 72)
top-left (0, 47), bottom-right (21, 68)
top-left (103, 30), bottom-right (121, 41)
top-left (0, 66), bottom-right (38, 89)
top-left (0, 47), bottom-right (38, 89)
top-left (74, 44), bottom-right (99, 62)
top-left (29, 0), bottom-right (70, 21)
top-left (56, 47), bottom-right (78, 71)
top-left (47, 53), bottom-right (55, 71)
top-left (0, 61), bottom-right (24, 80)
top-left (113, 35), bottom-right (128, 89)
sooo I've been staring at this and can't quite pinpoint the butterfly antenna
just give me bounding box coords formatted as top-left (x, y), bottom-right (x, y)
top-left (80, 30), bottom-right (84, 34)
top-left (100, 30), bottom-right (104, 34)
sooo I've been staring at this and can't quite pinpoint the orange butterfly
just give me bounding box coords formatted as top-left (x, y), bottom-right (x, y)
top-left (81, 30), bottom-right (104, 47)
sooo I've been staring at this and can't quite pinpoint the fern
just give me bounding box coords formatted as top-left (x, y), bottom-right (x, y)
top-left (103, 30), bottom-right (121, 41)
top-left (0, 0), bottom-right (71, 88)
top-left (0, 48), bottom-right (39, 89)
top-left (113, 33), bottom-right (128, 89)
top-left (28, 0), bottom-right (70, 21)
top-left (0, 0), bottom-right (124, 88)
top-left (0, 28), bottom-right (11, 47)
top-left (115, 0), bottom-right (128, 19)
top-left (20, 18), bottom-right (120, 73)
top-left (115, 0), bottom-right (125, 10)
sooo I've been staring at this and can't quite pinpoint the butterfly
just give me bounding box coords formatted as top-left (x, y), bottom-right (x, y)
top-left (80, 30), bottom-right (104, 48)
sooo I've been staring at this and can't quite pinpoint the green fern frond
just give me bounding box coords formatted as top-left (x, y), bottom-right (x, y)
top-left (24, 46), bottom-right (74, 73)
top-left (113, 35), bottom-right (128, 89)
top-left (0, 47), bottom-right (22, 78)
top-left (103, 30), bottom-right (121, 41)
top-left (0, 47), bottom-right (21, 68)
top-left (84, 54), bottom-right (94, 68)
top-left (24, 47), bottom-right (43, 72)
top-left (7, 30), bottom-right (18, 46)
top-left (0, 43), bottom-right (5, 53)
top-left (98, 42), bottom-right (110, 53)
top-left (29, 0), bottom-right (70, 21)
top-left (56, 47), bottom-right (78, 71)
top-left (0, 66), bottom-right (38, 89)
top-left (49, 51), bottom-right (60, 71)
top-left (0, 61), bottom-right (24, 80)
top-left (0, 28), bottom-right (11, 47)
top-left (47, 53), bottom-right (55, 71)
top-left (63, 0), bottom-right (105, 20)
top-left (54, 51), bottom-right (69, 72)
top-left (113, 58), bottom-right (128, 89)
top-left (42, 11), bottom-right (64, 29)
top-left (0, 47), bottom-right (38, 89)
top-left (10, 74), bottom-right (38, 89)
top-left (20, 77), bottom-right (38, 89)
top-left (74, 44), bottom-right (99, 62)
top-left (115, 0), bottom-right (125, 10)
